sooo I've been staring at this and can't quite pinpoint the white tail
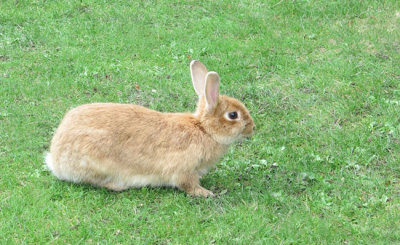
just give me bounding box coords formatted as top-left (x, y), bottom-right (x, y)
top-left (45, 152), bottom-right (54, 172)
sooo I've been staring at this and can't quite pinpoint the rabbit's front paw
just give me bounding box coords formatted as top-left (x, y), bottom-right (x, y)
top-left (189, 186), bottom-right (214, 198)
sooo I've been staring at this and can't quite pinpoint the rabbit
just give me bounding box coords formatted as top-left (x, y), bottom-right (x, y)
top-left (45, 60), bottom-right (254, 197)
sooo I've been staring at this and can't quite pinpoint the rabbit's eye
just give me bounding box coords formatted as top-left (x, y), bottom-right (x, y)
top-left (224, 111), bottom-right (240, 121)
top-left (228, 112), bottom-right (238, 120)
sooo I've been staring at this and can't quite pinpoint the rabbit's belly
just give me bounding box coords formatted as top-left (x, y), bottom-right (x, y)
top-left (114, 174), bottom-right (177, 188)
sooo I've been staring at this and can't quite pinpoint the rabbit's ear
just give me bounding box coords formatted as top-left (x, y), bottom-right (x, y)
top-left (205, 72), bottom-right (220, 112)
top-left (190, 60), bottom-right (208, 96)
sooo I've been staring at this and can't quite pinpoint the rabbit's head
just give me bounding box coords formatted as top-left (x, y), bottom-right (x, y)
top-left (190, 60), bottom-right (255, 145)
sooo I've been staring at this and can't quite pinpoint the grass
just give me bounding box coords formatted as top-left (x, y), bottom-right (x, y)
top-left (1, 0), bottom-right (400, 243)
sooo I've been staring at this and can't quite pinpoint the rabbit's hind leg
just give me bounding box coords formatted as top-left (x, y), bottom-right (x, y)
top-left (46, 152), bottom-right (110, 187)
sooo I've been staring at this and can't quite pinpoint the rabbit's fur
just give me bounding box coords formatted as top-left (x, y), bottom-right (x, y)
top-left (46, 61), bottom-right (254, 197)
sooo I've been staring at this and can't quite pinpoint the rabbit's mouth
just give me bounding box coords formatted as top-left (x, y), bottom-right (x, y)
top-left (242, 123), bottom-right (255, 137)
top-left (242, 132), bottom-right (254, 139)
top-left (239, 128), bottom-right (255, 141)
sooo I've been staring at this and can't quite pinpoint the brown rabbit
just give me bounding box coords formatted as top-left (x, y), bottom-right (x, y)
top-left (46, 60), bottom-right (254, 197)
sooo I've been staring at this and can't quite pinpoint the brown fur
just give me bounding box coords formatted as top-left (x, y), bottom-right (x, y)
top-left (46, 61), bottom-right (254, 197)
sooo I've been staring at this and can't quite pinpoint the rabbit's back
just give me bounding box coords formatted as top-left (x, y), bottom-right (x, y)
top-left (50, 103), bottom-right (167, 165)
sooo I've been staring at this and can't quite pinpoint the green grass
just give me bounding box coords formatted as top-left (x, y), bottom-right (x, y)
top-left (1, 0), bottom-right (400, 243)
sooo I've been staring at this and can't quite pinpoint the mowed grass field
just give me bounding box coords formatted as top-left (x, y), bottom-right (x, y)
top-left (1, 0), bottom-right (400, 243)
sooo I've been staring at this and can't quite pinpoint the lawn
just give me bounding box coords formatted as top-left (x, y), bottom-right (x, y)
top-left (1, 0), bottom-right (400, 243)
